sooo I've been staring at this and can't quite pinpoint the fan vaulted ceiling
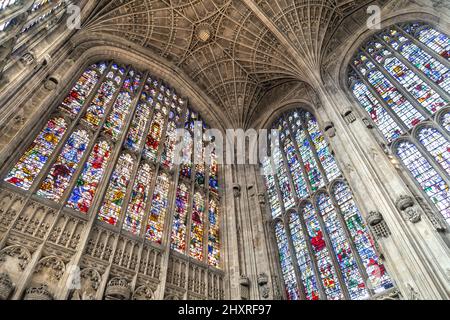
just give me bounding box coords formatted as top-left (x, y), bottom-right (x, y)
top-left (82, 0), bottom-right (372, 128)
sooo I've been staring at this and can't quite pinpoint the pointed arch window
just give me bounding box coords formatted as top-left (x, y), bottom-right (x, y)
top-left (2, 60), bottom-right (221, 269)
top-left (348, 22), bottom-right (450, 226)
top-left (263, 109), bottom-right (393, 300)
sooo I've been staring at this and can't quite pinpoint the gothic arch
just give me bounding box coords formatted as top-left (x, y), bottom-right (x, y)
top-left (337, 11), bottom-right (447, 94)
top-left (69, 34), bottom-right (232, 132)
top-left (262, 107), bottom-right (394, 300)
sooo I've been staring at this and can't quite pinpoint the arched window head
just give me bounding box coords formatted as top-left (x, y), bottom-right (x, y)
top-left (2, 60), bottom-right (222, 269)
top-left (263, 108), bottom-right (393, 300)
top-left (348, 22), bottom-right (450, 226)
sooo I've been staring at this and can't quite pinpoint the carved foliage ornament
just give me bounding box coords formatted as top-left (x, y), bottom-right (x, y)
top-left (0, 272), bottom-right (14, 300)
top-left (105, 277), bottom-right (131, 300)
top-left (0, 245), bottom-right (31, 271)
top-left (24, 284), bottom-right (53, 300)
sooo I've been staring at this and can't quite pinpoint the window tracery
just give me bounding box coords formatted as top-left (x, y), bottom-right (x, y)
top-left (349, 22), bottom-right (450, 226)
top-left (2, 60), bottom-right (221, 268)
top-left (264, 109), bottom-right (393, 300)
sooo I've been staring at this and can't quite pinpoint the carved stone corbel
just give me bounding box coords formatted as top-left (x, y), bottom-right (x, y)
top-left (342, 108), bottom-right (356, 124)
top-left (258, 193), bottom-right (266, 205)
top-left (324, 121), bottom-right (335, 138)
top-left (367, 211), bottom-right (391, 239)
top-left (239, 275), bottom-right (250, 300)
top-left (395, 195), bottom-right (421, 223)
top-left (406, 284), bottom-right (421, 300)
top-left (233, 183), bottom-right (241, 198)
top-left (257, 273), bottom-right (269, 299)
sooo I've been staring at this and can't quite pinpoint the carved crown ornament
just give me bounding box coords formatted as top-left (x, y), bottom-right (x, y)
top-left (395, 195), bottom-right (421, 224)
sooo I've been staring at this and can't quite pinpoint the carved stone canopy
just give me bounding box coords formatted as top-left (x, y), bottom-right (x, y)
top-left (233, 184), bottom-right (241, 198)
top-left (23, 284), bottom-right (53, 300)
top-left (239, 275), bottom-right (250, 286)
top-left (0, 273), bottom-right (14, 300)
top-left (105, 277), bottom-right (131, 300)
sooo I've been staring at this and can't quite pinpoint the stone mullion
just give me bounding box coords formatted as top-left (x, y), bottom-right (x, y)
top-left (280, 119), bottom-right (328, 299)
top-left (375, 34), bottom-right (450, 103)
top-left (203, 134), bottom-right (213, 266)
top-left (153, 166), bottom-right (180, 300)
top-left (110, 70), bottom-right (149, 232)
top-left (328, 191), bottom-right (375, 298)
top-left (284, 119), bottom-right (315, 196)
top-left (183, 113), bottom-right (197, 259)
top-left (434, 108), bottom-right (450, 141)
top-left (35, 62), bottom-right (130, 201)
top-left (276, 131), bottom-right (307, 300)
top-left (395, 25), bottom-right (450, 69)
top-left (350, 64), bottom-right (410, 134)
top-left (397, 132), bottom-right (450, 189)
top-left (185, 161), bottom-right (196, 259)
top-left (293, 204), bottom-right (328, 300)
top-left (143, 96), bottom-right (188, 300)
top-left (299, 117), bottom-right (331, 186)
top-left (311, 200), bottom-right (351, 300)
top-left (281, 213), bottom-right (307, 300)
top-left (268, 154), bottom-right (302, 297)
top-left (55, 65), bottom-right (147, 300)
top-left (134, 80), bottom-right (174, 239)
top-left (58, 64), bottom-right (132, 210)
top-left (413, 123), bottom-right (450, 183)
top-left (25, 62), bottom-right (115, 196)
top-left (126, 99), bottom-right (160, 240)
top-left (279, 133), bottom-right (329, 299)
top-left (362, 47), bottom-right (432, 121)
top-left (203, 183), bottom-right (211, 265)
top-left (253, 168), bottom-right (286, 300)
top-left (139, 93), bottom-right (188, 242)
top-left (0, 62), bottom-right (112, 252)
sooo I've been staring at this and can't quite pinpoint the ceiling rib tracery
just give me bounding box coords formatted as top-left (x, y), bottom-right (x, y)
top-left (82, 0), bottom-right (370, 128)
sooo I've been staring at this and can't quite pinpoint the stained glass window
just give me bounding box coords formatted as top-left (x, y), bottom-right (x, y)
top-left (123, 162), bottom-right (153, 235)
top-left (3, 60), bottom-right (221, 270)
top-left (171, 182), bottom-right (190, 253)
top-left (145, 172), bottom-right (170, 244)
top-left (66, 140), bottom-right (111, 213)
top-left (59, 63), bottom-right (105, 116)
top-left (275, 221), bottom-right (300, 300)
top-left (333, 182), bottom-right (393, 293)
top-left (36, 129), bottom-right (90, 201)
top-left (396, 141), bottom-right (450, 224)
top-left (97, 153), bottom-right (135, 226)
top-left (289, 212), bottom-right (320, 300)
top-left (208, 198), bottom-right (220, 267)
top-left (349, 22), bottom-right (450, 226)
top-left (190, 192), bottom-right (205, 261)
top-left (264, 108), bottom-right (391, 300)
top-left (317, 193), bottom-right (367, 300)
top-left (5, 117), bottom-right (67, 190)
